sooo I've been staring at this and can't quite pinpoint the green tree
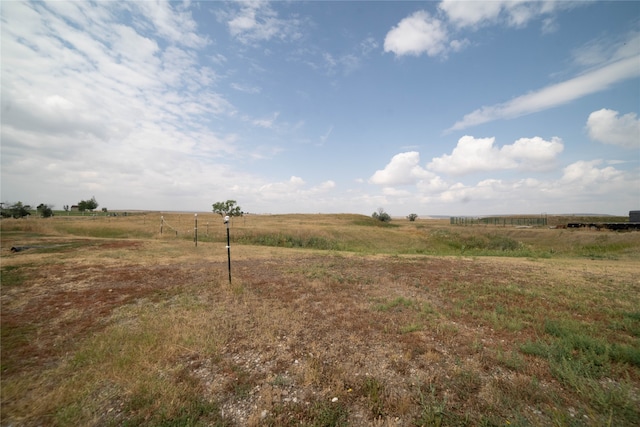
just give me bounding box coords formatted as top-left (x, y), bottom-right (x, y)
top-left (78, 196), bottom-right (98, 212)
top-left (3, 202), bottom-right (32, 218)
top-left (212, 200), bottom-right (243, 217)
top-left (407, 213), bottom-right (418, 222)
top-left (37, 203), bottom-right (54, 218)
top-left (372, 208), bottom-right (391, 222)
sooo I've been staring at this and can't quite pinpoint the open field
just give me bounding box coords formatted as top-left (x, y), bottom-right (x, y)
top-left (2, 213), bottom-right (639, 426)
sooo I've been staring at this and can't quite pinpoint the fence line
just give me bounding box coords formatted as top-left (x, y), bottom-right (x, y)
top-left (450, 216), bottom-right (547, 226)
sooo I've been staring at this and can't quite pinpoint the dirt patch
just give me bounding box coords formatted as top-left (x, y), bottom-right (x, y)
top-left (1, 261), bottom-right (214, 376)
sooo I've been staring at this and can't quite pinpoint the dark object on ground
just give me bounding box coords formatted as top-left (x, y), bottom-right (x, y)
top-left (10, 246), bottom-right (41, 252)
top-left (567, 222), bottom-right (640, 231)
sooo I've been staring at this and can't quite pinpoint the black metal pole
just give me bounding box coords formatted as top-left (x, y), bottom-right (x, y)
top-left (225, 216), bottom-right (231, 284)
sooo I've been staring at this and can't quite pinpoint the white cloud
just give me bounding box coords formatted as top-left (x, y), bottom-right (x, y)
top-left (428, 135), bottom-right (563, 175)
top-left (252, 112), bottom-right (280, 129)
top-left (383, 11), bottom-right (448, 57)
top-left (439, 0), bottom-right (569, 29)
top-left (379, 159), bottom-right (637, 215)
top-left (0, 1), bottom-right (241, 210)
top-left (231, 82), bottom-right (262, 94)
top-left (449, 31), bottom-right (640, 131)
top-left (429, 136), bottom-right (501, 174)
top-left (448, 55), bottom-right (640, 131)
top-left (385, 1), bottom-right (575, 59)
top-left (439, 0), bottom-right (505, 28)
top-left (225, 1), bottom-right (302, 45)
top-left (131, 0), bottom-right (210, 48)
top-left (369, 151), bottom-right (434, 186)
top-left (235, 176), bottom-right (338, 212)
top-left (572, 31), bottom-right (640, 68)
top-left (555, 160), bottom-right (634, 200)
top-left (501, 136), bottom-right (564, 170)
top-left (586, 109), bottom-right (640, 149)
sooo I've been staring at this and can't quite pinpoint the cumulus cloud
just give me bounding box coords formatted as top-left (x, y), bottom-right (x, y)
top-left (586, 109), bottom-right (640, 149)
top-left (369, 151), bottom-right (434, 186)
top-left (385, 1), bottom-right (575, 59)
top-left (365, 140), bottom-right (637, 214)
top-left (428, 135), bottom-right (563, 175)
top-left (383, 11), bottom-right (449, 57)
top-left (554, 160), bottom-right (633, 200)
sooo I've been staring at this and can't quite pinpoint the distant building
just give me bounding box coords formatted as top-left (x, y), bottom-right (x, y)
top-left (630, 211), bottom-right (640, 222)
top-left (70, 205), bottom-right (79, 211)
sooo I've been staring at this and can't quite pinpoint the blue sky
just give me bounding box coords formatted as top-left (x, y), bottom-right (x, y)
top-left (2, 0), bottom-right (639, 216)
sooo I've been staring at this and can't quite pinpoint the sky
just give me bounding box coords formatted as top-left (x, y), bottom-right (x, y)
top-left (1, 0), bottom-right (639, 216)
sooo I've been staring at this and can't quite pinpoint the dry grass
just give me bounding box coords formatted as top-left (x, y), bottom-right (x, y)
top-left (1, 214), bottom-right (639, 426)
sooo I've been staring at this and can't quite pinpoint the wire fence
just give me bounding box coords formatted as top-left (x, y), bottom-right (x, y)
top-left (450, 216), bottom-right (548, 226)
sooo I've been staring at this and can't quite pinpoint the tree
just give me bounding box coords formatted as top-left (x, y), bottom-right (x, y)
top-left (372, 208), bottom-right (391, 222)
top-left (3, 202), bottom-right (32, 218)
top-left (37, 203), bottom-right (54, 218)
top-left (212, 200), bottom-right (243, 217)
top-left (78, 196), bottom-right (98, 212)
top-left (407, 213), bottom-right (418, 222)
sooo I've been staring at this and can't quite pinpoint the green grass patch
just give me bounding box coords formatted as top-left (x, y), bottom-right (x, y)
top-left (520, 318), bottom-right (640, 425)
top-left (429, 229), bottom-right (535, 257)
top-left (236, 232), bottom-right (343, 250)
top-left (351, 217), bottom-right (400, 228)
top-left (0, 265), bottom-right (27, 287)
top-left (373, 296), bottom-right (417, 312)
top-left (53, 225), bottom-right (154, 239)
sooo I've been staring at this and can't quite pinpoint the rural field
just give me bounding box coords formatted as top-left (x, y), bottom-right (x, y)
top-left (1, 213), bottom-right (639, 426)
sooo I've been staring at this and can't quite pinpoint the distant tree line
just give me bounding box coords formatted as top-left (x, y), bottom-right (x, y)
top-left (1, 202), bottom-right (34, 219)
top-left (1, 197), bottom-right (100, 218)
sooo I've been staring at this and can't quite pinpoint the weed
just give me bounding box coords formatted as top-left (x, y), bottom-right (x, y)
top-left (308, 400), bottom-right (349, 427)
top-left (414, 383), bottom-right (447, 427)
top-left (361, 376), bottom-right (386, 418)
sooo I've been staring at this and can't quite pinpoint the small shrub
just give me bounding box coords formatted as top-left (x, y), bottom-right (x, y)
top-left (372, 208), bottom-right (391, 223)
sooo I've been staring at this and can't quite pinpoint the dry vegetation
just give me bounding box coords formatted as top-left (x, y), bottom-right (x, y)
top-left (1, 213), bottom-right (639, 426)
